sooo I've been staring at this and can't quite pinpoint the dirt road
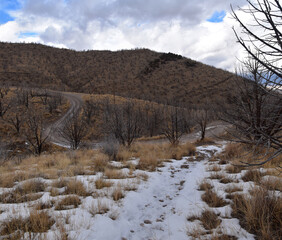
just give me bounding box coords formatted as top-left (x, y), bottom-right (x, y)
top-left (46, 91), bottom-right (230, 148)
top-left (44, 91), bottom-right (83, 147)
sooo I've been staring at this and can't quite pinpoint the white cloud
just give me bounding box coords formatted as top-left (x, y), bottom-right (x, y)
top-left (0, 0), bottom-right (251, 71)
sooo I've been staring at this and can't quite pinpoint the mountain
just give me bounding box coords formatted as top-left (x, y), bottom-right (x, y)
top-left (0, 42), bottom-right (235, 105)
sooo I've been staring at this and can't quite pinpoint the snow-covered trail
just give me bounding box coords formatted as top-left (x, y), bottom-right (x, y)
top-left (79, 145), bottom-right (223, 240)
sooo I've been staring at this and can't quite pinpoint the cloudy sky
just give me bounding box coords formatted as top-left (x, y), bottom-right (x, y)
top-left (0, 0), bottom-right (249, 71)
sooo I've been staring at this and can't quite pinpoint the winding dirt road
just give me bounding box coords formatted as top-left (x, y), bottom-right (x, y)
top-left (44, 91), bottom-right (83, 147)
top-left (46, 92), bottom-right (230, 148)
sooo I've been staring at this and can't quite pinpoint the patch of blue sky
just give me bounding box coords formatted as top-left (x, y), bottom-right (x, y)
top-left (207, 10), bottom-right (226, 23)
top-left (0, 10), bottom-right (14, 24)
top-left (0, 0), bottom-right (21, 11)
top-left (19, 32), bottom-right (39, 38)
top-left (0, 0), bottom-right (22, 24)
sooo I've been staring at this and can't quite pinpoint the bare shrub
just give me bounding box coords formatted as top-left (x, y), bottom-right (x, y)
top-left (59, 112), bottom-right (87, 150)
top-left (100, 136), bottom-right (119, 161)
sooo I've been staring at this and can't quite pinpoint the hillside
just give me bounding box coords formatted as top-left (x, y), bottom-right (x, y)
top-left (0, 42), bottom-right (234, 105)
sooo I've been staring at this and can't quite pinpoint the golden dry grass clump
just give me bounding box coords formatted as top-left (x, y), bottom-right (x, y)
top-left (0, 179), bottom-right (45, 204)
top-left (55, 196), bottom-right (81, 210)
top-left (64, 179), bottom-right (90, 196)
top-left (201, 189), bottom-right (228, 208)
top-left (231, 187), bottom-right (281, 239)
top-left (241, 169), bottom-right (265, 183)
top-left (95, 179), bottom-right (113, 189)
top-left (220, 143), bottom-right (244, 161)
top-left (134, 142), bottom-right (196, 171)
top-left (1, 211), bottom-right (54, 237)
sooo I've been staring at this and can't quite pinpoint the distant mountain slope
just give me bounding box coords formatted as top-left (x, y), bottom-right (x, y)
top-left (0, 42), bottom-right (235, 105)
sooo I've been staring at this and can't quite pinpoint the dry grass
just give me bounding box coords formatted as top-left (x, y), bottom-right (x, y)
top-left (104, 169), bottom-right (127, 179)
top-left (208, 165), bottom-right (221, 172)
top-left (225, 165), bottom-right (243, 174)
top-left (195, 137), bottom-right (215, 146)
top-left (1, 211), bottom-right (54, 237)
top-left (64, 180), bottom-right (90, 196)
top-left (187, 209), bottom-right (221, 230)
top-left (241, 169), bottom-right (264, 183)
top-left (52, 178), bottom-right (68, 188)
top-left (49, 187), bottom-right (60, 197)
top-left (202, 189), bottom-right (228, 208)
top-left (112, 186), bottom-right (124, 201)
top-left (55, 196), bottom-right (81, 210)
top-left (261, 177), bottom-right (282, 192)
top-left (225, 185), bottom-right (243, 194)
top-left (95, 179), bottom-right (113, 189)
top-left (20, 179), bottom-right (45, 193)
top-left (200, 210), bottom-right (221, 230)
top-left (0, 179), bottom-right (45, 203)
top-left (211, 234), bottom-right (238, 240)
top-left (88, 199), bottom-right (109, 216)
top-left (186, 226), bottom-right (206, 239)
top-left (116, 147), bottom-right (134, 161)
top-left (231, 187), bottom-right (282, 239)
top-left (209, 173), bottom-right (225, 180)
top-left (34, 201), bottom-right (54, 210)
top-left (198, 180), bottom-right (213, 191)
top-left (92, 153), bottom-right (109, 172)
top-left (137, 153), bottom-right (161, 171)
top-left (222, 144), bottom-right (243, 160)
top-left (134, 142), bottom-right (196, 171)
top-left (219, 177), bottom-right (234, 184)
top-left (0, 173), bottom-right (15, 188)
top-left (136, 173), bottom-right (149, 181)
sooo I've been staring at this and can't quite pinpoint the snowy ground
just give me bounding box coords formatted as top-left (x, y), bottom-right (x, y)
top-left (0, 143), bottom-right (266, 239)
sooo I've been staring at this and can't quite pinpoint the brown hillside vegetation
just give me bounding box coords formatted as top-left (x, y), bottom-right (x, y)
top-left (0, 42), bottom-right (234, 105)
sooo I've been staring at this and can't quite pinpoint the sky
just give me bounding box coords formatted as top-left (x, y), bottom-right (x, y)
top-left (0, 0), bottom-right (250, 71)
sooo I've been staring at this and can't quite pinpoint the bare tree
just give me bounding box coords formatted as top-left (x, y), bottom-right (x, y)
top-left (143, 103), bottom-right (164, 137)
top-left (231, 0), bottom-right (282, 81)
top-left (39, 89), bottom-right (49, 105)
top-left (25, 111), bottom-right (49, 155)
top-left (220, 57), bottom-right (282, 165)
top-left (83, 99), bottom-right (100, 125)
top-left (228, 0), bottom-right (282, 165)
top-left (59, 112), bottom-right (87, 150)
top-left (0, 98), bottom-right (10, 118)
top-left (7, 114), bottom-right (24, 134)
top-left (0, 87), bottom-right (9, 99)
top-left (194, 105), bottom-right (213, 141)
top-left (103, 100), bottom-right (142, 146)
top-left (162, 105), bottom-right (186, 145)
top-left (15, 88), bottom-right (30, 108)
